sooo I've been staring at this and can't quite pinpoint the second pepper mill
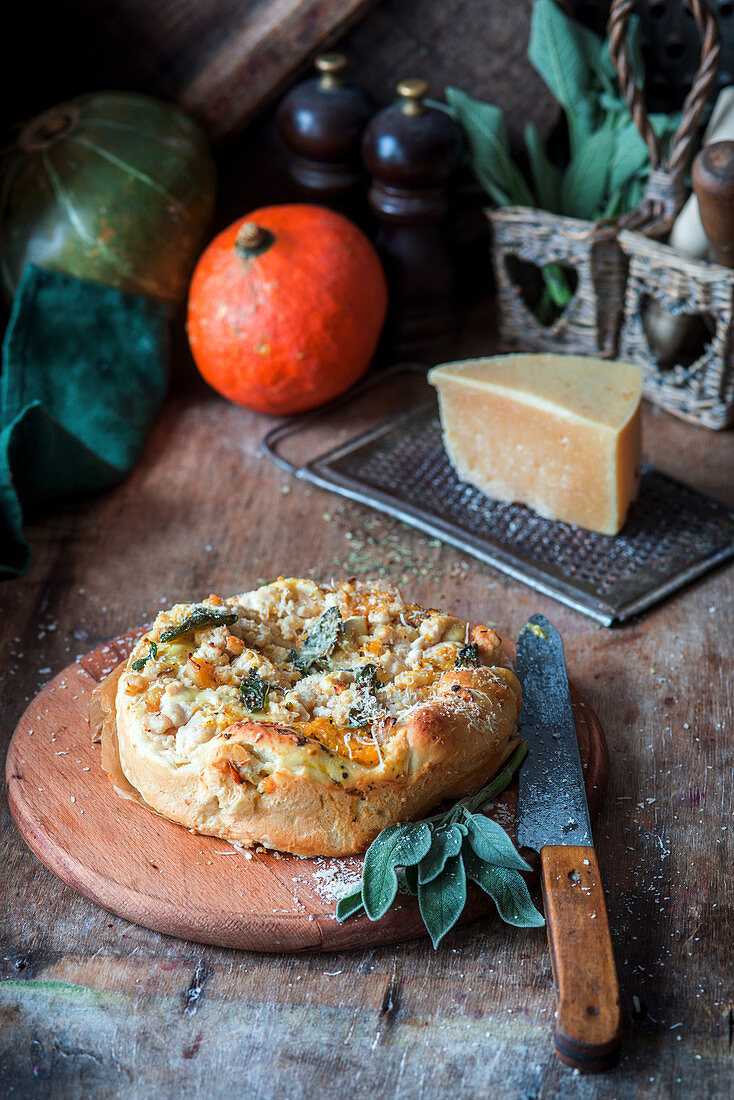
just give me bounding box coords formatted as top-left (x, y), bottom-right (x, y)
top-left (361, 79), bottom-right (462, 362)
top-left (276, 53), bottom-right (375, 220)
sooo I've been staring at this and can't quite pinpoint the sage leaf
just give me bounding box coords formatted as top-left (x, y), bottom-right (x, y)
top-left (159, 607), bottom-right (237, 643)
top-left (336, 887), bottom-right (364, 922)
top-left (626, 13), bottom-right (645, 89)
top-left (291, 605), bottom-right (343, 674)
top-left (600, 189), bottom-right (625, 221)
top-left (608, 119), bottom-right (649, 195)
top-left (392, 821), bottom-right (433, 867)
top-left (624, 176), bottom-right (645, 212)
top-left (362, 822), bottom-right (432, 920)
top-left (239, 669), bottom-right (269, 712)
top-left (454, 642), bottom-right (479, 668)
top-left (464, 850), bottom-right (545, 928)
top-left (446, 87), bottom-right (534, 208)
top-left (560, 125), bottom-right (616, 220)
top-left (541, 262), bottom-right (574, 309)
top-left (576, 15), bottom-right (641, 101)
top-left (418, 823), bottom-right (466, 885)
top-left (347, 663), bottom-right (385, 728)
top-left (132, 640), bottom-right (157, 672)
top-left (529, 0), bottom-right (594, 155)
top-left (418, 854), bottom-right (467, 948)
top-left (524, 122), bottom-right (562, 214)
top-left (609, 112), bottom-right (680, 201)
top-left (464, 813), bottom-right (532, 873)
top-left (575, 23), bottom-right (616, 100)
top-left (401, 864), bottom-right (419, 896)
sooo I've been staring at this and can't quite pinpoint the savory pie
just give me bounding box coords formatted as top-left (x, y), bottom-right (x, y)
top-left (95, 577), bottom-right (522, 856)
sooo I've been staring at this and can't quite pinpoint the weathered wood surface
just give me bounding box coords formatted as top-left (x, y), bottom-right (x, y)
top-left (5, 632), bottom-right (607, 954)
top-left (1, 332), bottom-right (733, 1096)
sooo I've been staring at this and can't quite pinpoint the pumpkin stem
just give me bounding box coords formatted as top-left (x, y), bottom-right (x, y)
top-left (236, 222), bottom-right (275, 258)
top-left (18, 104), bottom-right (81, 152)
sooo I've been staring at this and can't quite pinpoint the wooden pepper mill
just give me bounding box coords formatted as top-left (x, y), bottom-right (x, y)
top-left (692, 140), bottom-right (734, 267)
top-left (361, 79), bottom-right (462, 362)
top-left (276, 53), bottom-right (375, 219)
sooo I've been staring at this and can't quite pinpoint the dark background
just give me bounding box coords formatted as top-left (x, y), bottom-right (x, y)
top-left (6, 0), bottom-right (734, 149)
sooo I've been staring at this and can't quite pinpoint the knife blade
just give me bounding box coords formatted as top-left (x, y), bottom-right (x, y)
top-left (516, 616), bottom-right (593, 851)
top-left (515, 614), bottom-right (621, 1073)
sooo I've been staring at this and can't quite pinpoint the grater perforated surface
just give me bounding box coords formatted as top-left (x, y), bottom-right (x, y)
top-left (264, 396), bottom-right (734, 625)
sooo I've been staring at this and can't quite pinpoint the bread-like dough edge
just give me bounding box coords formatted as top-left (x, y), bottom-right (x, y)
top-left (95, 661), bottom-right (521, 857)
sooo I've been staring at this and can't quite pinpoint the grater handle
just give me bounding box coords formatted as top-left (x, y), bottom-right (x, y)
top-left (260, 363), bottom-right (427, 476)
top-left (260, 420), bottom-right (305, 476)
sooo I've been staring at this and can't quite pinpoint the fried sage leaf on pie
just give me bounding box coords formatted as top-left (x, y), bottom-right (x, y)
top-left (132, 641), bottom-right (158, 672)
top-left (159, 607), bottom-right (238, 643)
top-left (290, 605), bottom-right (344, 674)
top-left (454, 642), bottom-right (479, 667)
top-left (132, 607), bottom-right (238, 672)
top-left (239, 668), bottom-right (270, 713)
top-left (347, 663), bottom-right (386, 728)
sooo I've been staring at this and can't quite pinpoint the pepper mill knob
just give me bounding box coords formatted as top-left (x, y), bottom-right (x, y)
top-left (362, 79), bottom-right (462, 361)
top-left (396, 78), bottom-right (429, 116)
top-left (276, 53), bottom-right (375, 216)
top-left (315, 52), bottom-right (347, 89)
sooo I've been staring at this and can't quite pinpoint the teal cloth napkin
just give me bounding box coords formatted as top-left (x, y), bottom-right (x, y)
top-left (1, 264), bottom-right (169, 579)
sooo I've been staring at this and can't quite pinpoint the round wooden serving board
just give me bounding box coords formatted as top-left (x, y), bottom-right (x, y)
top-left (6, 633), bottom-right (608, 953)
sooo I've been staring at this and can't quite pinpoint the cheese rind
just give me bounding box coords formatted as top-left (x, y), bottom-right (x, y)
top-left (428, 353), bottom-right (643, 536)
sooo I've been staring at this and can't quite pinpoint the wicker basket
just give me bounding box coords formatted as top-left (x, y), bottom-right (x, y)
top-left (489, 209), bottom-right (624, 358)
top-left (617, 230), bottom-right (734, 428)
top-left (488, 0), bottom-right (731, 428)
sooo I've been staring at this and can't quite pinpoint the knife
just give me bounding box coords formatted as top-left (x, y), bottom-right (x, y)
top-left (516, 614), bottom-right (621, 1073)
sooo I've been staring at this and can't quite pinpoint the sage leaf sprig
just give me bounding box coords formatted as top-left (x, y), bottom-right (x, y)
top-left (336, 741), bottom-right (545, 948)
top-left (446, 0), bottom-right (688, 237)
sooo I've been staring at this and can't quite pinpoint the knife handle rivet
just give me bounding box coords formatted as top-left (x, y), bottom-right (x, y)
top-left (568, 869), bottom-right (581, 884)
top-left (586, 1005), bottom-right (600, 1017)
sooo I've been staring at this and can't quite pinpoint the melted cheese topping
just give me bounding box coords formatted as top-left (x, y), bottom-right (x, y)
top-left (120, 578), bottom-right (501, 773)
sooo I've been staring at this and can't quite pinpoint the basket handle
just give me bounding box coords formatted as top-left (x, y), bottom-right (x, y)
top-left (607, 0), bottom-right (721, 237)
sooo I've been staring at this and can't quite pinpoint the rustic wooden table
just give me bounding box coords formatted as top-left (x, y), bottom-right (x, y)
top-left (1, 332), bottom-right (732, 1099)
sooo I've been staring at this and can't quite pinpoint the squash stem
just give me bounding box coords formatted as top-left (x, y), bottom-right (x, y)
top-left (18, 105), bottom-right (80, 152)
top-left (236, 222), bottom-right (275, 258)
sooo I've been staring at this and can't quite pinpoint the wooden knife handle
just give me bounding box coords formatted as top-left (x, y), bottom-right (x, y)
top-left (540, 845), bottom-right (621, 1073)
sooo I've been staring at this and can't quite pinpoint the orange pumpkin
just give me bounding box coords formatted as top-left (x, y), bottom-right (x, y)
top-left (186, 204), bottom-right (388, 415)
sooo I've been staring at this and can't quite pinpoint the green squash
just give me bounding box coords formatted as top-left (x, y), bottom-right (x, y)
top-left (1, 92), bottom-right (216, 305)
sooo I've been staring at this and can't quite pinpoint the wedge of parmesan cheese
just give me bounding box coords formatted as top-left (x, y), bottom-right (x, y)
top-left (428, 353), bottom-right (643, 536)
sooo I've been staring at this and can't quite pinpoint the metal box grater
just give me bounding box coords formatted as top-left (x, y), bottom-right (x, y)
top-left (262, 375), bottom-right (734, 626)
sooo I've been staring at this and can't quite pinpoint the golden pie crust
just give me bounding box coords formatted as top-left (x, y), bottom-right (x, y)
top-left (92, 578), bottom-right (521, 856)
